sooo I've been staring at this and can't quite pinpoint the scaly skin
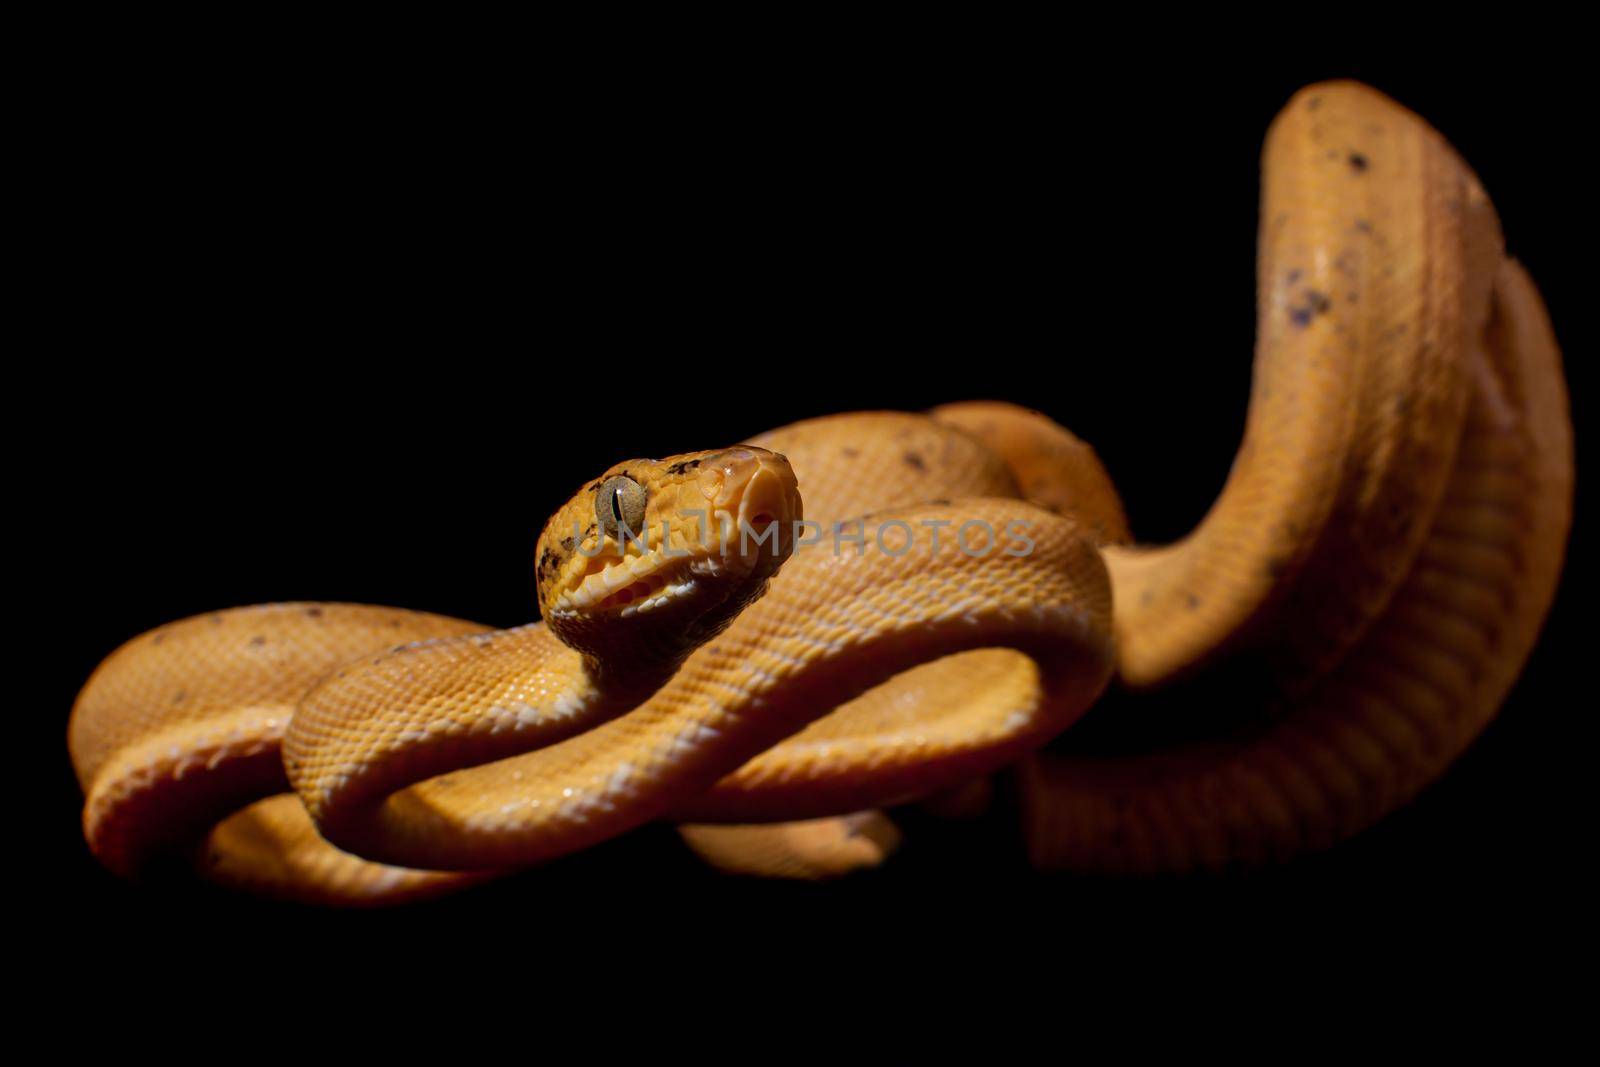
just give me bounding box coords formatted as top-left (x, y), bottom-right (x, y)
top-left (661, 82), bottom-right (1570, 879)
top-left (1104, 81), bottom-right (1502, 690)
top-left (676, 411), bottom-right (1128, 877)
top-left (1011, 84), bottom-right (1570, 870)
top-left (67, 81), bottom-right (1571, 895)
top-left (1020, 259), bottom-right (1570, 869)
top-left (68, 603), bottom-right (486, 901)
top-left (70, 443), bottom-right (1114, 898)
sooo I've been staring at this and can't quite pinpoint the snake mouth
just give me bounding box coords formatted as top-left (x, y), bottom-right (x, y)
top-left (550, 553), bottom-right (705, 618)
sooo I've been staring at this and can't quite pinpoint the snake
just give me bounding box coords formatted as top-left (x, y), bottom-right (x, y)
top-left (68, 81), bottom-right (1572, 902)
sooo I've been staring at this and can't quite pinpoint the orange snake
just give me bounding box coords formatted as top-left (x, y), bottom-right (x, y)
top-left (68, 82), bottom-right (1572, 902)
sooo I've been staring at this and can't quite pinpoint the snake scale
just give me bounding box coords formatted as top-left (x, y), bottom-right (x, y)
top-left (68, 82), bottom-right (1572, 902)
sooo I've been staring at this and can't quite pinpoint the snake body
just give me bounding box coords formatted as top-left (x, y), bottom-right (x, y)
top-left (68, 82), bottom-right (1571, 900)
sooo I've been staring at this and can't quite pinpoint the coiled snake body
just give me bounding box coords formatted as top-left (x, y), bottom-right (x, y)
top-left (69, 83), bottom-right (1572, 902)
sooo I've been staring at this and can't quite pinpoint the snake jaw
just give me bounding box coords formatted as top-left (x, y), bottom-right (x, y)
top-left (549, 554), bottom-right (703, 618)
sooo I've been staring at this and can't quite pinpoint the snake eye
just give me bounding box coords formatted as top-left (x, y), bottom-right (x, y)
top-left (596, 475), bottom-right (648, 542)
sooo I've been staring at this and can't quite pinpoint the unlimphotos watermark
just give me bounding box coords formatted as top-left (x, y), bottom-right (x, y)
top-left (571, 511), bottom-right (1036, 559)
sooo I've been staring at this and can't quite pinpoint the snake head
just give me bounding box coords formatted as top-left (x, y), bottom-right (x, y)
top-left (535, 447), bottom-right (802, 660)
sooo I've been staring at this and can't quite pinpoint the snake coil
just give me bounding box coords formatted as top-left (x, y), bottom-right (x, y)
top-left (68, 82), bottom-right (1571, 900)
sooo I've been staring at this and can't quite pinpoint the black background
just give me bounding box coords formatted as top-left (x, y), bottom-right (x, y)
top-left (29, 32), bottom-right (1590, 983)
